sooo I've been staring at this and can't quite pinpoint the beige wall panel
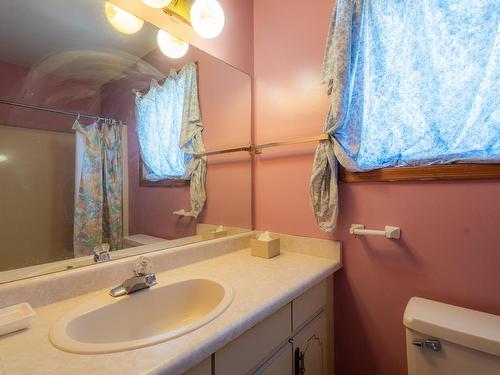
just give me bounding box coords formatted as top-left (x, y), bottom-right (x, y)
top-left (0, 125), bottom-right (74, 270)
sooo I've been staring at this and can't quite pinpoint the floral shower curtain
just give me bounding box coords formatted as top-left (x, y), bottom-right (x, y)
top-left (310, 0), bottom-right (500, 233)
top-left (73, 119), bottom-right (123, 257)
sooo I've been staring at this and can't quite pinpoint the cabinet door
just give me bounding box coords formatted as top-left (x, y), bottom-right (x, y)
top-left (184, 356), bottom-right (211, 375)
top-left (292, 312), bottom-right (327, 375)
top-left (253, 343), bottom-right (293, 375)
top-left (215, 304), bottom-right (292, 375)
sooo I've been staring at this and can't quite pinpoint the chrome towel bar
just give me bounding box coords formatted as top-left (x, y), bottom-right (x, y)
top-left (193, 134), bottom-right (330, 158)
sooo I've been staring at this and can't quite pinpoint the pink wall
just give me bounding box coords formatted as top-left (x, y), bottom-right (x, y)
top-left (253, 1), bottom-right (500, 374)
top-left (101, 47), bottom-right (252, 239)
top-left (253, 0), bottom-right (333, 234)
top-left (0, 60), bottom-right (101, 131)
top-left (333, 181), bottom-right (500, 374)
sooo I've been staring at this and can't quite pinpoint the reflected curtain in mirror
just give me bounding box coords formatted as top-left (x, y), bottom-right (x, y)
top-left (135, 62), bottom-right (207, 217)
top-left (73, 120), bottom-right (123, 257)
top-left (135, 77), bottom-right (190, 180)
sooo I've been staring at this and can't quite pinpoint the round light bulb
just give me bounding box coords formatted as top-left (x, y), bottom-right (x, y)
top-left (157, 30), bottom-right (189, 59)
top-left (142, 0), bottom-right (172, 9)
top-left (190, 0), bottom-right (225, 39)
top-left (105, 2), bottom-right (144, 35)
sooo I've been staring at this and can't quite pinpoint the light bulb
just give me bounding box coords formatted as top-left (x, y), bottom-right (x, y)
top-left (105, 2), bottom-right (144, 35)
top-left (157, 30), bottom-right (189, 59)
top-left (190, 0), bottom-right (225, 39)
top-left (142, 0), bottom-right (172, 8)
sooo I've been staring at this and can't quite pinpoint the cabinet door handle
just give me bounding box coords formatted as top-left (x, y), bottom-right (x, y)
top-left (294, 347), bottom-right (305, 375)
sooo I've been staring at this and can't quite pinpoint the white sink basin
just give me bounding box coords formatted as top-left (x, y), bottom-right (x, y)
top-left (49, 277), bottom-right (233, 354)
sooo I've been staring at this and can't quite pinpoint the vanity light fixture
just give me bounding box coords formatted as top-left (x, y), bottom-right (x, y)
top-left (104, 2), bottom-right (144, 35)
top-left (0, 154), bottom-right (8, 163)
top-left (142, 0), bottom-right (173, 8)
top-left (161, 0), bottom-right (225, 39)
top-left (157, 30), bottom-right (189, 58)
top-left (190, 0), bottom-right (225, 39)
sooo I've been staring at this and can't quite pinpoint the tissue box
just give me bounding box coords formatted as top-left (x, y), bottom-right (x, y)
top-left (201, 230), bottom-right (228, 240)
top-left (251, 237), bottom-right (281, 259)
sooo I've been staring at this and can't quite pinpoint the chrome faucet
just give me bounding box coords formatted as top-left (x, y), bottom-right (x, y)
top-left (93, 243), bottom-right (112, 263)
top-left (109, 256), bottom-right (157, 297)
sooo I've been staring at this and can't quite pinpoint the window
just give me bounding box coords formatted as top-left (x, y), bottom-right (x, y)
top-left (135, 72), bottom-right (192, 185)
top-left (311, 1), bottom-right (499, 231)
top-left (134, 62), bottom-right (207, 216)
top-left (327, 1), bottom-right (500, 182)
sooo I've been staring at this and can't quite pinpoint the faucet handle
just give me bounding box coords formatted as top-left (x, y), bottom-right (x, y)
top-left (93, 243), bottom-right (112, 263)
top-left (134, 256), bottom-right (153, 276)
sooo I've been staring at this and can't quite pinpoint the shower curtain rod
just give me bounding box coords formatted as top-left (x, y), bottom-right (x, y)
top-left (0, 99), bottom-right (125, 125)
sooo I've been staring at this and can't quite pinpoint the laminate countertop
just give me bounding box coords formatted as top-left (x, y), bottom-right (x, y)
top-left (0, 248), bottom-right (341, 375)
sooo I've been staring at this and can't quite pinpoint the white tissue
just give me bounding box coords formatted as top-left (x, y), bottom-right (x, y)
top-left (215, 225), bottom-right (225, 233)
top-left (258, 231), bottom-right (272, 241)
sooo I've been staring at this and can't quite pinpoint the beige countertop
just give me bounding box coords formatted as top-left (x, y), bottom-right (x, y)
top-left (0, 248), bottom-right (340, 375)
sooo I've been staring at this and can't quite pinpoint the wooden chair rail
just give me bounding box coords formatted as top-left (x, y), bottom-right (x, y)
top-left (138, 157), bottom-right (189, 187)
top-left (339, 163), bottom-right (500, 182)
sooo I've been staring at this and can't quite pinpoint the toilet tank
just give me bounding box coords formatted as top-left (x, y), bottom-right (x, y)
top-left (122, 234), bottom-right (167, 247)
top-left (404, 297), bottom-right (500, 375)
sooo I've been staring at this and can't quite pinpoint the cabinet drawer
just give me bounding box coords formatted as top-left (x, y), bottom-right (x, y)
top-left (292, 280), bottom-right (327, 331)
top-left (215, 304), bottom-right (292, 375)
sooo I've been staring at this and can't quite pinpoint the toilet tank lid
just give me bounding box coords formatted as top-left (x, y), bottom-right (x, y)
top-left (404, 297), bottom-right (500, 357)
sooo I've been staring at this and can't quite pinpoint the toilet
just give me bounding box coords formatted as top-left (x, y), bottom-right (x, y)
top-left (404, 297), bottom-right (500, 374)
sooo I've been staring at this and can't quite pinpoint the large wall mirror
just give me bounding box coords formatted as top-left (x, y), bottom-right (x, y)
top-left (0, 0), bottom-right (252, 283)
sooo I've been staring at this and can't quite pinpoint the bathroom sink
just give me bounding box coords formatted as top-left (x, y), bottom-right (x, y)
top-left (49, 277), bottom-right (233, 354)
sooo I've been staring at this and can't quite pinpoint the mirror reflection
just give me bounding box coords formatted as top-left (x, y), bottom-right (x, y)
top-left (0, 0), bottom-right (252, 283)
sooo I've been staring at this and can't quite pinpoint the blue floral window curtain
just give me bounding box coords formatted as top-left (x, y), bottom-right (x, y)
top-left (136, 69), bottom-right (192, 180)
top-left (135, 62), bottom-right (207, 217)
top-left (311, 0), bottom-right (500, 232)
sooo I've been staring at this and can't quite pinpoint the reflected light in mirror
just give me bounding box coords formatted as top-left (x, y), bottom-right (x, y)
top-left (0, 154), bottom-right (8, 163)
top-left (157, 30), bottom-right (189, 58)
top-left (142, 0), bottom-right (173, 8)
top-left (104, 2), bottom-right (145, 34)
top-left (190, 0), bottom-right (225, 39)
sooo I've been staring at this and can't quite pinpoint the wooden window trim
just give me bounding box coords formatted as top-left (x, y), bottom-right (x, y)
top-left (339, 163), bottom-right (500, 183)
top-left (138, 157), bottom-right (189, 188)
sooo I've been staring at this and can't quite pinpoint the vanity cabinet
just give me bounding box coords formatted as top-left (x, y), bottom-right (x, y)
top-left (254, 311), bottom-right (328, 375)
top-left (185, 357), bottom-right (212, 375)
top-left (215, 304), bottom-right (292, 374)
top-left (292, 312), bottom-right (328, 375)
top-left (185, 276), bottom-right (333, 375)
top-left (254, 342), bottom-right (293, 374)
